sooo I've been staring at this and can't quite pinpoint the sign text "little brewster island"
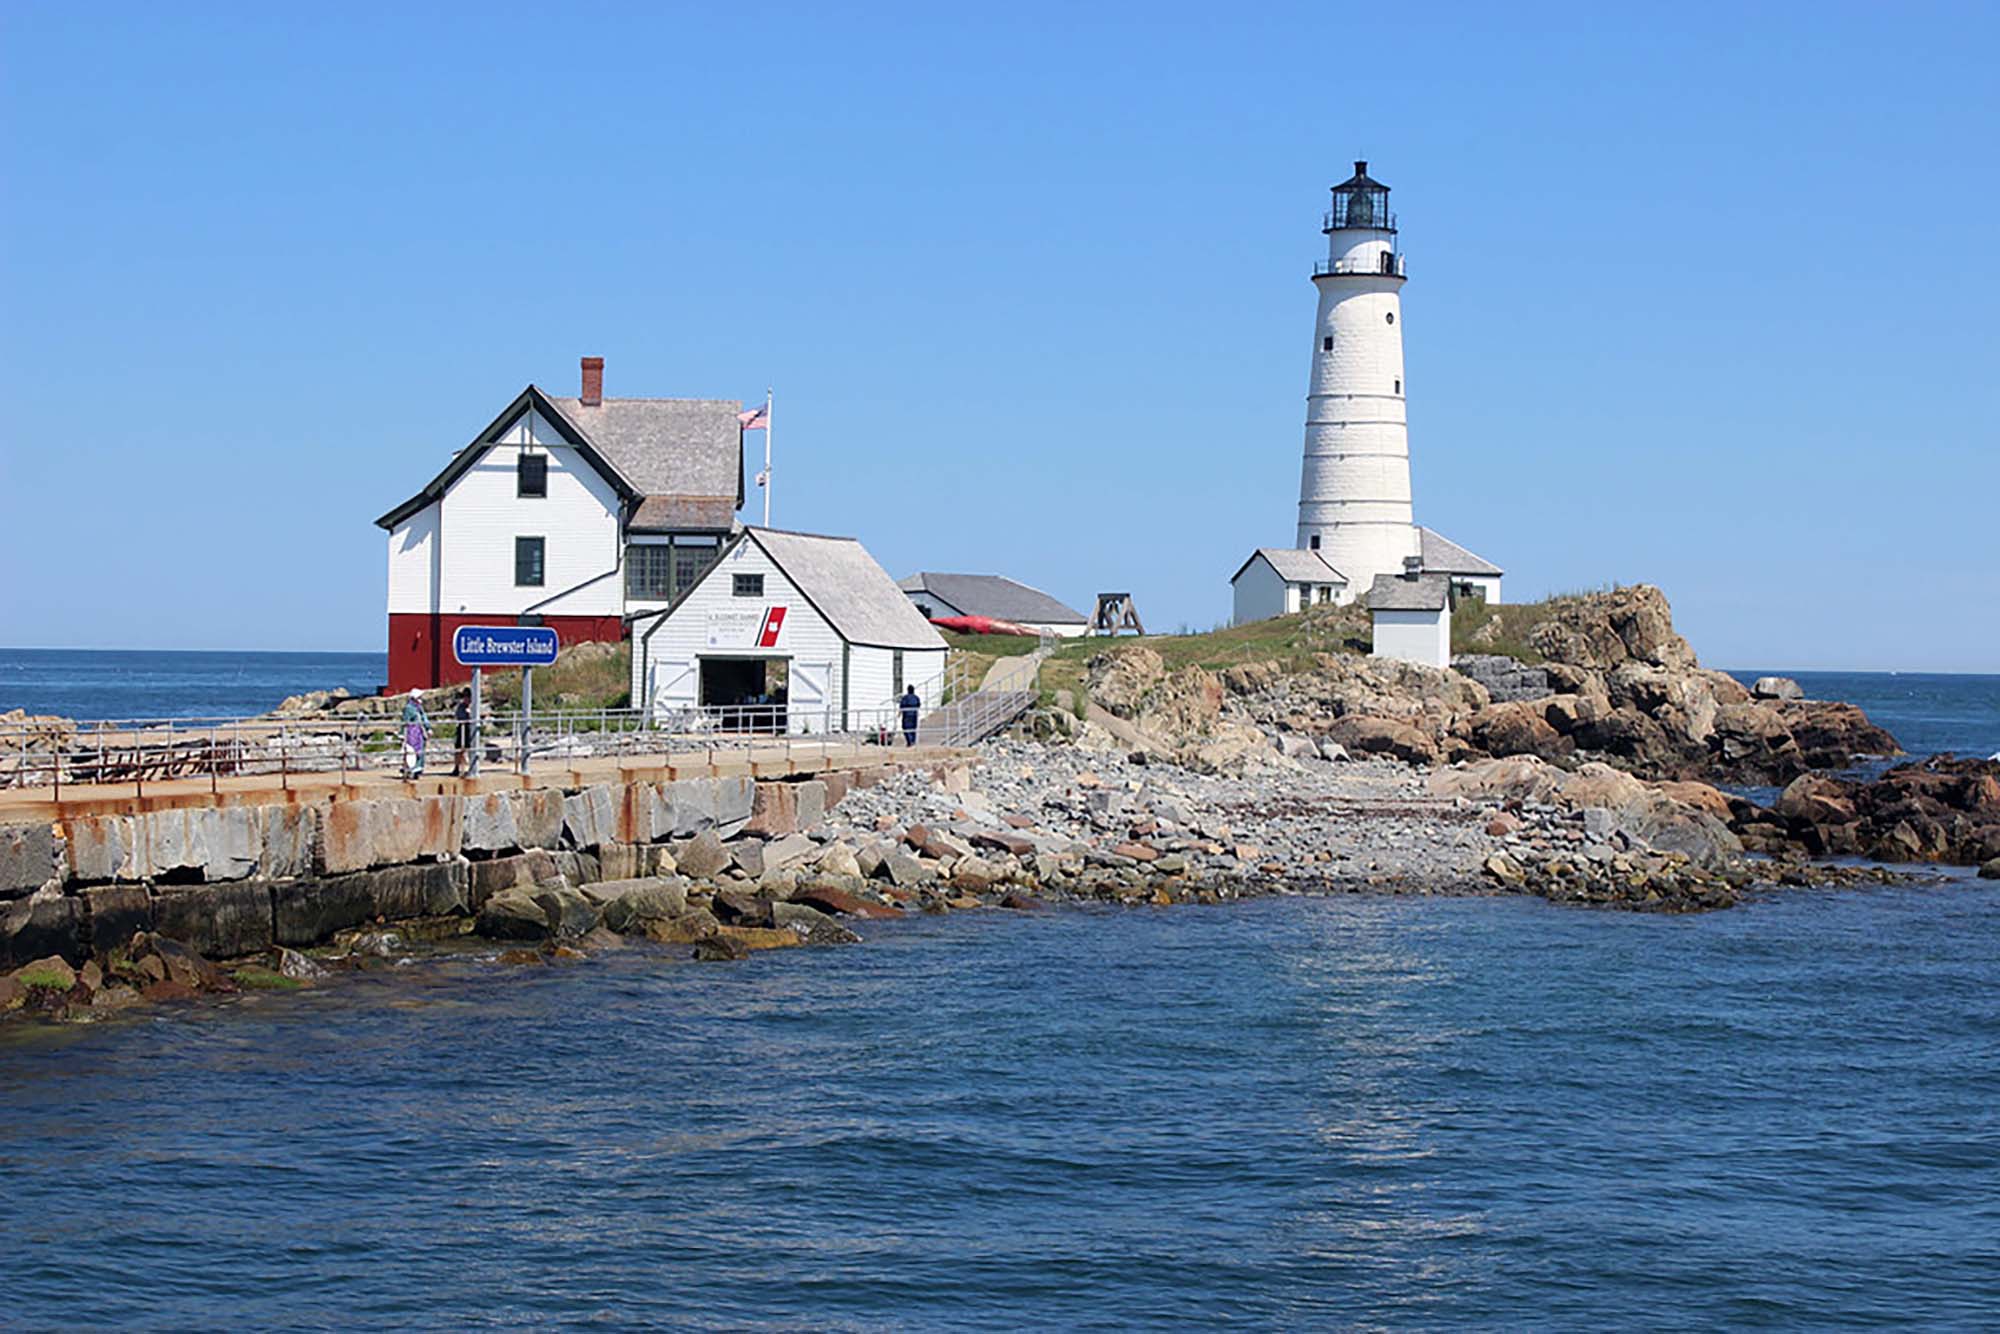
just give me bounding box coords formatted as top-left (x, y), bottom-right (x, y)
top-left (452, 626), bottom-right (561, 667)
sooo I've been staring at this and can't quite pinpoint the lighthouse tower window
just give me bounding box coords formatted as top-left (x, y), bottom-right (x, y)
top-left (1385, 312), bottom-right (1395, 325)
top-left (1395, 379), bottom-right (1402, 393)
top-left (1323, 336), bottom-right (1333, 351)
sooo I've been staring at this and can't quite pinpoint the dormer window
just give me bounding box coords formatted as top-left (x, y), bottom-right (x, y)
top-left (517, 452), bottom-right (548, 498)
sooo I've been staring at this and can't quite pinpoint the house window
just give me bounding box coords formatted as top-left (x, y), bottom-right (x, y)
top-left (672, 537), bottom-right (720, 597)
top-left (517, 452), bottom-right (548, 498)
top-left (733, 573), bottom-right (764, 598)
top-left (1322, 336), bottom-right (1333, 351)
top-left (626, 544), bottom-right (673, 600)
top-left (515, 536), bottom-right (545, 586)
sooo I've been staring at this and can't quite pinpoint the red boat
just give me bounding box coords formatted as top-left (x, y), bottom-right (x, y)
top-left (929, 615), bottom-right (1036, 637)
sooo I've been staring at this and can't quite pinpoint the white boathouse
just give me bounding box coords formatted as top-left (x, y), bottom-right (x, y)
top-left (629, 527), bottom-right (947, 735)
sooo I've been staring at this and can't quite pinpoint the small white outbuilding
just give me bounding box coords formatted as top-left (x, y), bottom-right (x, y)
top-left (1229, 548), bottom-right (1349, 625)
top-left (630, 527), bottom-right (948, 735)
top-left (1367, 565), bottom-right (1453, 669)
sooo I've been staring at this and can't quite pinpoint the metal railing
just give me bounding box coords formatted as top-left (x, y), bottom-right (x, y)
top-left (2, 644), bottom-right (1059, 797)
top-left (1323, 208), bottom-right (1398, 232)
top-left (0, 700), bottom-right (977, 799)
top-left (1312, 253), bottom-right (1406, 278)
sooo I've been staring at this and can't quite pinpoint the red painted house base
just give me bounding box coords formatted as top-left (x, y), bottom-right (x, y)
top-left (386, 613), bottom-right (626, 693)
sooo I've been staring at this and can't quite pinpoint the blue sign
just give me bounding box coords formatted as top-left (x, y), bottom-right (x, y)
top-left (453, 625), bottom-right (560, 668)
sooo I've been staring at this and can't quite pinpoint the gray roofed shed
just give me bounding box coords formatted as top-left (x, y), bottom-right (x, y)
top-left (1231, 547), bottom-right (1348, 586)
top-left (1366, 571), bottom-right (1452, 612)
top-left (1417, 528), bottom-right (1503, 577)
top-left (899, 572), bottom-right (1086, 625)
top-left (756, 529), bottom-right (947, 651)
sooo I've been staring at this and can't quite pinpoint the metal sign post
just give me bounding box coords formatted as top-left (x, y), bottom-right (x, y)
top-left (519, 665), bottom-right (533, 775)
top-left (451, 626), bottom-right (560, 778)
top-left (469, 667), bottom-right (482, 778)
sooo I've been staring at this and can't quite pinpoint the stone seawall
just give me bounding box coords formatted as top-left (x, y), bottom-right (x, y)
top-left (0, 763), bottom-right (927, 969)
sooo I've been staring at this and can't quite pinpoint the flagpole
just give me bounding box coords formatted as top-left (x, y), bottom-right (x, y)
top-left (762, 386), bottom-right (773, 527)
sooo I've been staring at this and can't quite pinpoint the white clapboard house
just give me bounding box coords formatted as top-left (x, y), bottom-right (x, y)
top-left (1229, 548), bottom-right (1350, 623)
top-left (630, 527), bottom-right (948, 735)
top-left (374, 357), bottom-right (745, 692)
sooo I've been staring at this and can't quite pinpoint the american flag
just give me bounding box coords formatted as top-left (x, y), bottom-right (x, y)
top-left (738, 405), bottom-right (768, 430)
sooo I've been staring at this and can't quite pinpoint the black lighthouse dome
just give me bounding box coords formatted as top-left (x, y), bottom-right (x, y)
top-left (1325, 160), bottom-right (1395, 232)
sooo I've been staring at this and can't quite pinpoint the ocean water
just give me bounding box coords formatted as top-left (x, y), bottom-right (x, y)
top-left (2, 656), bottom-right (1997, 1326)
top-left (0, 648), bottom-right (387, 721)
top-left (4, 889), bottom-right (1997, 1327)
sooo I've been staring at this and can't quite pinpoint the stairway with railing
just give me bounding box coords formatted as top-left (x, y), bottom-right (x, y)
top-left (901, 638), bottom-right (1054, 747)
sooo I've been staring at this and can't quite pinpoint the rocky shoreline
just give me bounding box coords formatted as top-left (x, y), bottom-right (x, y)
top-left (5, 584), bottom-right (1991, 1029)
top-left (4, 732), bottom-right (1969, 1029)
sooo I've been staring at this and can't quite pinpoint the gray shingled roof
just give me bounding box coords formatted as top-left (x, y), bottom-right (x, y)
top-left (1366, 571), bottom-right (1452, 612)
top-left (756, 529), bottom-right (947, 651)
top-left (376, 384), bottom-right (744, 531)
top-left (899, 572), bottom-right (1086, 625)
top-left (1234, 548), bottom-right (1348, 586)
top-left (628, 496), bottom-right (738, 532)
top-left (1418, 527), bottom-right (1503, 577)
top-left (545, 396), bottom-right (742, 500)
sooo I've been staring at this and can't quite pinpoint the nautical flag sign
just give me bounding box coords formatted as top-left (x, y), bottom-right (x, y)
top-left (452, 625), bottom-right (560, 667)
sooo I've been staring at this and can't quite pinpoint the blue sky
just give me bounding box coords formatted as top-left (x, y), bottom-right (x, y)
top-left (2, 3), bottom-right (1994, 671)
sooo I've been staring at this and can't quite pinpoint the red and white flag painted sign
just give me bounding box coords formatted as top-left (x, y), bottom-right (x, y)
top-left (757, 607), bottom-right (787, 648)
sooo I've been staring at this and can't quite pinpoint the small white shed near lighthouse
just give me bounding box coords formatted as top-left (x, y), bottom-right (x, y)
top-left (1367, 564), bottom-right (1453, 669)
top-left (629, 527), bottom-right (947, 735)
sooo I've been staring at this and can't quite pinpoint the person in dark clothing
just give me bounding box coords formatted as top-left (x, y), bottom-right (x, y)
top-left (899, 686), bottom-right (921, 747)
top-left (451, 690), bottom-right (473, 776)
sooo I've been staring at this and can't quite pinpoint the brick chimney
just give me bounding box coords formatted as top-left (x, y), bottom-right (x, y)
top-left (579, 356), bottom-right (604, 407)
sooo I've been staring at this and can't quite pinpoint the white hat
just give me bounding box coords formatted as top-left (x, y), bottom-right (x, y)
top-left (408, 688), bottom-right (421, 698)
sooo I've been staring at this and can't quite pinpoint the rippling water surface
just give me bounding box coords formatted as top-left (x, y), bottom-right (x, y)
top-left (6, 889), bottom-right (1998, 1328)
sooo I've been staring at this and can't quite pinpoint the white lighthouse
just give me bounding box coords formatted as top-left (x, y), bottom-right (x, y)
top-left (1229, 164), bottom-right (1504, 626)
top-left (1296, 161), bottom-right (1420, 595)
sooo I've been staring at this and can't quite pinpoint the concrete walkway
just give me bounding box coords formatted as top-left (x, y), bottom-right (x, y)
top-left (979, 646), bottom-right (1052, 695)
top-left (0, 739), bottom-right (973, 821)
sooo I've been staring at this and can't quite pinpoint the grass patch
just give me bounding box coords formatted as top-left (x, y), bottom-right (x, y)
top-left (482, 641), bottom-right (630, 711)
top-left (938, 630), bottom-right (1041, 657)
top-left (1037, 602), bottom-right (1373, 690)
top-left (14, 965), bottom-right (73, 993)
top-left (1450, 598), bottom-right (1549, 662)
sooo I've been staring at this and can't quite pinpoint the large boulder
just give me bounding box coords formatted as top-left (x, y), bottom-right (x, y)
top-left (1, 894), bottom-right (83, 968)
top-left (1527, 585), bottom-right (1695, 672)
top-left (1466, 701), bottom-right (1572, 762)
top-left (475, 891), bottom-right (550, 940)
top-left (1753, 676), bottom-right (1804, 700)
top-left (1327, 716), bottom-right (1439, 765)
top-left (600, 880), bottom-right (690, 933)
